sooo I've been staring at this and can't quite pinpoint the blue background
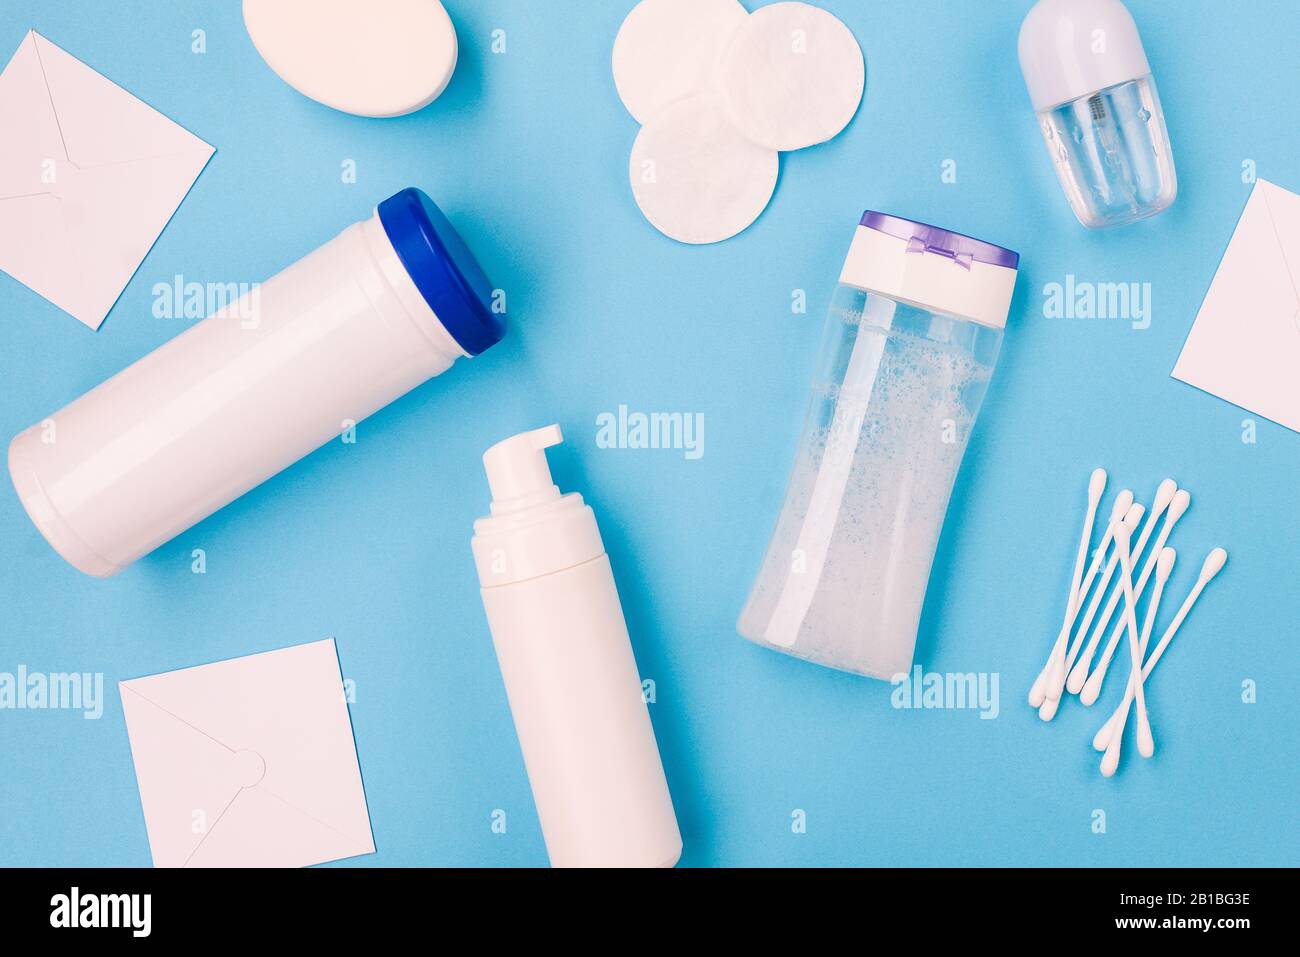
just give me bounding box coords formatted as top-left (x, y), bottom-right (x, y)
top-left (1, 0), bottom-right (1296, 868)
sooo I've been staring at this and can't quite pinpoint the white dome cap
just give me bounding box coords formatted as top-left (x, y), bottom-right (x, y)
top-left (1018, 0), bottom-right (1152, 112)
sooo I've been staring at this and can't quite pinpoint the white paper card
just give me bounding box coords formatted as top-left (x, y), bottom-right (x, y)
top-left (1172, 179), bottom-right (1300, 433)
top-left (0, 31), bottom-right (214, 330)
top-left (120, 639), bottom-right (375, 868)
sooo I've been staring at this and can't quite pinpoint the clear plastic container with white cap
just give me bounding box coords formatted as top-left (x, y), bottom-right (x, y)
top-left (471, 424), bottom-right (682, 868)
top-left (738, 213), bottom-right (1019, 679)
top-left (1019, 0), bottom-right (1177, 228)
top-left (8, 188), bottom-right (505, 577)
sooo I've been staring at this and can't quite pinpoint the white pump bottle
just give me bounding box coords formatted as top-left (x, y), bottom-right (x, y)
top-left (471, 424), bottom-right (682, 868)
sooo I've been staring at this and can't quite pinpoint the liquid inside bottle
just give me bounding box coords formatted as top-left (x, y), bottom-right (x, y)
top-left (738, 285), bottom-right (1003, 678)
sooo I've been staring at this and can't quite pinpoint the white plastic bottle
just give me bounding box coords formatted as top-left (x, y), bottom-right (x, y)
top-left (8, 188), bottom-right (505, 577)
top-left (471, 424), bottom-right (682, 868)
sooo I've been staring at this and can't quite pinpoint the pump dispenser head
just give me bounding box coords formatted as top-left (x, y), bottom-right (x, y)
top-left (473, 424), bottom-right (605, 588)
top-left (483, 424), bottom-right (564, 513)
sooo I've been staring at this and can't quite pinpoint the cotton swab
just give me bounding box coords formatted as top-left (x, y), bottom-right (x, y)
top-left (1037, 502), bottom-right (1142, 721)
top-left (1077, 489), bottom-right (1191, 705)
top-left (1095, 547), bottom-right (1227, 773)
top-left (1098, 556), bottom-right (1169, 779)
top-left (1028, 471), bottom-right (1117, 708)
top-left (1130, 547), bottom-right (1177, 758)
top-left (1111, 522), bottom-right (1153, 767)
top-left (1065, 479), bottom-right (1175, 680)
top-left (1094, 546), bottom-right (1227, 750)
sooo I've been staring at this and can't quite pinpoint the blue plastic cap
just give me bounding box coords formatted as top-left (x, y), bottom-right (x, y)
top-left (377, 188), bottom-right (505, 356)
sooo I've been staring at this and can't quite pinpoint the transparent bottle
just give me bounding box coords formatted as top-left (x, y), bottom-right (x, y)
top-left (1019, 0), bottom-right (1177, 228)
top-left (738, 213), bottom-right (1020, 679)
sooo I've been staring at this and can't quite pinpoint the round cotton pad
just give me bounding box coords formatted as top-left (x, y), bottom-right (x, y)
top-left (243, 0), bottom-right (458, 118)
top-left (629, 95), bottom-right (779, 245)
top-left (717, 2), bottom-right (865, 151)
top-left (613, 0), bottom-right (748, 125)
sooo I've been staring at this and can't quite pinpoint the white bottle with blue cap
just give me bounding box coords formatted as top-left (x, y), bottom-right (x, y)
top-left (471, 424), bottom-right (683, 868)
top-left (8, 188), bottom-right (505, 577)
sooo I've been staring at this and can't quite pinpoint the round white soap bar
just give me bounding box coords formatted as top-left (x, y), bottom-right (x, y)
top-left (717, 1), bottom-right (865, 151)
top-left (629, 95), bottom-right (779, 245)
top-left (243, 0), bottom-right (458, 118)
top-left (613, 0), bottom-right (748, 125)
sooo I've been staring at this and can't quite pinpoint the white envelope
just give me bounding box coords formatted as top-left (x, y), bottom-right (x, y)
top-left (1172, 179), bottom-right (1300, 432)
top-left (0, 30), bottom-right (213, 330)
top-left (119, 639), bottom-right (375, 868)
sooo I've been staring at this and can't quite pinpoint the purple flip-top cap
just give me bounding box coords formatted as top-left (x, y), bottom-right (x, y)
top-left (860, 211), bottom-right (1020, 270)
